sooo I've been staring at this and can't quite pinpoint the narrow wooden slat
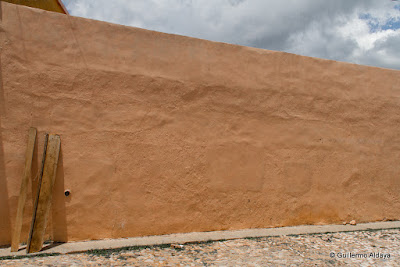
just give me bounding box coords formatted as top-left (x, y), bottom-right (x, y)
top-left (11, 127), bottom-right (37, 252)
top-left (27, 134), bottom-right (61, 253)
top-left (26, 133), bottom-right (48, 253)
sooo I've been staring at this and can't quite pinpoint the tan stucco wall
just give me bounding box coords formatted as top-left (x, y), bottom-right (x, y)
top-left (1, 1), bottom-right (400, 246)
top-left (1, 0), bottom-right (67, 14)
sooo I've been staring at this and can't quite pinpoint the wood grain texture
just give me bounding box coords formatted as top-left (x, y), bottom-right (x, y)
top-left (26, 133), bottom-right (48, 253)
top-left (27, 134), bottom-right (60, 253)
top-left (10, 127), bottom-right (37, 252)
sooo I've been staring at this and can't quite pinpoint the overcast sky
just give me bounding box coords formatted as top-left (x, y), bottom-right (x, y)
top-left (63, 0), bottom-right (400, 70)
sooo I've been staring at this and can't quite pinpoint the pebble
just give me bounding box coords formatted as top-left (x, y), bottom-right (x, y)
top-left (171, 244), bottom-right (184, 249)
top-left (1, 229), bottom-right (399, 266)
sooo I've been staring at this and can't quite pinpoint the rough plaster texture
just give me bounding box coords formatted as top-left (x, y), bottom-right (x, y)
top-left (1, 0), bottom-right (67, 14)
top-left (0, 2), bottom-right (399, 246)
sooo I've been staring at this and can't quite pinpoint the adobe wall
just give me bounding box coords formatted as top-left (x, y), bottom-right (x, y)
top-left (1, 0), bottom-right (67, 14)
top-left (0, 1), bottom-right (399, 245)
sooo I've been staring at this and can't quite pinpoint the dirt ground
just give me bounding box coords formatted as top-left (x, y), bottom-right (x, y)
top-left (1, 229), bottom-right (399, 266)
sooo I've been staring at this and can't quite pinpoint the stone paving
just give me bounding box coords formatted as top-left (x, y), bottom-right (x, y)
top-left (1, 229), bottom-right (399, 266)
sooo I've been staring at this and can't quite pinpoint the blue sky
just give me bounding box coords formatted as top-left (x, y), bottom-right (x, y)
top-left (360, 13), bottom-right (400, 32)
top-left (381, 18), bottom-right (400, 31)
top-left (63, 0), bottom-right (400, 70)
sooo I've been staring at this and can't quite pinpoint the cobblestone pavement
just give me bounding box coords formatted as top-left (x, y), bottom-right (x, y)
top-left (1, 229), bottom-right (399, 266)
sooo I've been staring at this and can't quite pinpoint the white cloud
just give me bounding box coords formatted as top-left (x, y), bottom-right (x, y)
top-left (62, 0), bottom-right (400, 70)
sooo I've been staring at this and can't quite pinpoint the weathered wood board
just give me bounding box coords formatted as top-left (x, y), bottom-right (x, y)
top-left (26, 133), bottom-right (48, 252)
top-left (10, 127), bottom-right (37, 252)
top-left (27, 134), bottom-right (61, 253)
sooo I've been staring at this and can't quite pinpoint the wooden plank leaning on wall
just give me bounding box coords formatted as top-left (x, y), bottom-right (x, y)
top-left (27, 134), bottom-right (61, 253)
top-left (11, 127), bottom-right (37, 252)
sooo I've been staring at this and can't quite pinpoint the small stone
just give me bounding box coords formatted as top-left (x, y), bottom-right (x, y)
top-left (342, 221), bottom-right (347, 225)
top-left (350, 220), bottom-right (356, 225)
top-left (171, 244), bottom-right (184, 249)
top-left (321, 236), bottom-right (332, 242)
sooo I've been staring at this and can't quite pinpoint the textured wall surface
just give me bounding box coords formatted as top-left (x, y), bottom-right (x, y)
top-left (1, 2), bottom-right (400, 246)
top-left (1, 0), bottom-right (67, 14)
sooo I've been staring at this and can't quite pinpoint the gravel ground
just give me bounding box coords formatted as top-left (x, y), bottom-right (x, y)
top-left (1, 229), bottom-right (399, 266)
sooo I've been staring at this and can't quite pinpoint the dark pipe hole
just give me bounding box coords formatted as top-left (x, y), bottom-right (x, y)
top-left (64, 190), bottom-right (70, 197)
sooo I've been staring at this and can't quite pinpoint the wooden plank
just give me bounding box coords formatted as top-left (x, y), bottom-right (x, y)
top-left (11, 127), bottom-right (37, 252)
top-left (26, 133), bottom-right (48, 252)
top-left (27, 134), bottom-right (61, 253)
